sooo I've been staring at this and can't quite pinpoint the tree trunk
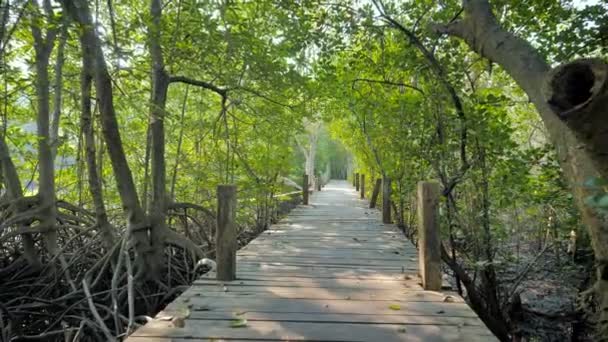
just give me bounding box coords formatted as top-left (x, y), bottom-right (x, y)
top-left (62, 0), bottom-right (153, 274)
top-left (80, 49), bottom-right (114, 249)
top-left (147, 0), bottom-right (172, 274)
top-left (50, 22), bottom-right (67, 160)
top-left (0, 137), bottom-right (40, 267)
top-left (432, 0), bottom-right (608, 336)
top-left (170, 85), bottom-right (189, 200)
top-left (31, 6), bottom-right (58, 256)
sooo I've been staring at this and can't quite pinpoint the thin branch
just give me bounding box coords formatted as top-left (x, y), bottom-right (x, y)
top-left (352, 78), bottom-right (425, 95)
top-left (168, 75), bottom-right (227, 97)
top-left (237, 86), bottom-right (296, 109)
top-left (374, 1), bottom-right (469, 174)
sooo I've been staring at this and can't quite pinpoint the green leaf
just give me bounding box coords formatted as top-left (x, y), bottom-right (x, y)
top-left (230, 318), bottom-right (248, 328)
top-left (388, 304), bottom-right (401, 310)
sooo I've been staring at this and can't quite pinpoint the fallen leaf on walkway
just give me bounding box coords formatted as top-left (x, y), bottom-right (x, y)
top-left (443, 295), bottom-right (455, 303)
top-left (171, 317), bottom-right (186, 328)
top-left (389, 304), bottom-right (401, 310)
top-left (230, 318), bottom-right (248, 328)
top-left (398, 328), bottom-right (407, 333)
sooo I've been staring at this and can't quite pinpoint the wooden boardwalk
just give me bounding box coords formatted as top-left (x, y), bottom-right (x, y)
top-left (127, 180), bottom-right (496, 341)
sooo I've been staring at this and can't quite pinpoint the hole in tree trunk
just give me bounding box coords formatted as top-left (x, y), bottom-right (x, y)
top-left (548, 62), bottom-right (595, 112)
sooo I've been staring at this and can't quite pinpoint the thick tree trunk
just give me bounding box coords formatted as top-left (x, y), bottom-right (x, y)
top-left (62, 0), bottom-right (153, 274)
top-left (432, 0), bottom-right (608, 336)
top-left (147, 0), bottom-right (172, 275)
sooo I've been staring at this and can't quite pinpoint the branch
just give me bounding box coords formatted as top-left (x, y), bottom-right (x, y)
top-left (168, 201), bottom-right (215, 219)
top-left (352, 78), bottom-right (425, 95)
top-left (237, 86), bottom-right (295, 109)
top-left (169, 75), bottom-right (228, 97)
top-left (377, 6), bottom-right (468, 173)
top-left (169, 77), bottom-right (293, 110)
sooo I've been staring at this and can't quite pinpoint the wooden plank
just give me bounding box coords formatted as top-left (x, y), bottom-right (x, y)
top-left (232, 264), bottom-right (418, 274)
top-left (239, 248), bottom-right (416, 255)
top-left (237, 254), bottom-right (417, 262)
top-left (194, 277), bottom-right (423, 288)
top-left (203, 272), bottom-right (412, 281)
top-left (247, 241), bottom-right (408, 249)
top-left (183, 311), bottom-right (485, 326)
top-left (243, 243), bottom-right (412, 251)
top-left (418, 181), bottom-right (442, 290)
top-left (160, 297), bottom-right (477, 317)
top-left (131, 320), bottom-right (496, 341)
top-left (234, 262), bottom-right (415, 271)
top-left (180, 287), bottom-right (462, 302)
top-left (216, 184), bottom-right (237, 281)
top-left (236, 256), bottom-right (412, 267)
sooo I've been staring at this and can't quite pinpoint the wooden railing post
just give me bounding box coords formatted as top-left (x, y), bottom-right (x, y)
top-left (382, 176), bottom-right (391, 224)
top-left (370, 178), bottom-right (381, 208)
top-left (417, 181), bottom-right (441, 291)
top-left (360, 174), bottom-right (365, 199)
top-left (303, 174), bottom-right (309, 205)
top-left (216, 185), bottom-right (237, 281)
top-left (355, 173), bottom-right (360, 191)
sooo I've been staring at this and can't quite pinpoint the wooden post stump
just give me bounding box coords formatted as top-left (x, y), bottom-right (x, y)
top-left (370, 178), bottom-right (381, 208)
top-left (417, 181), bottom-right (441, 291)
top-left (216, 185), bottom-right (237, 281)
top-left (382, 176), bottom-right (391, 224)
top-left (360, 174), bottom-right (365, 199)
top-left (355, 173), bottom-right (360, 191)
top-left (352, 173), bottom-right (356, 186)
top-left (303, 174), bottom-right (309, 205)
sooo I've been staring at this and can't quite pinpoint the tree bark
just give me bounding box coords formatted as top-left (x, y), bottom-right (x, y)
top-left (432, 0), bottom-right (608, 337)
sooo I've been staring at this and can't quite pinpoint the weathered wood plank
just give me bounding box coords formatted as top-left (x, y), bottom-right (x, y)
top-left (160, 297), bottom-right (478, 317)
top-left (131, 320), bottom-right (496, 341)
top-left (193, 277), bottom-right (424, 288)
top-left (182, 311), bottom-right (485, 326)
top-left (179, 287), bottom-right (462, 302)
